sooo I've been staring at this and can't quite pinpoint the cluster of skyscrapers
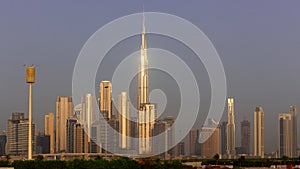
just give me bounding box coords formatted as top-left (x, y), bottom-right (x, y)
top-left (1, 16), bottom-right (183, 160)
top-left (188, 98), bottom-right (298, 159)
top-left (0, 16), bottom-right (299, 160)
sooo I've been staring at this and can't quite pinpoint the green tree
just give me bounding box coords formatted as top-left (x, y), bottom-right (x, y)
top-left (282, 155), bottom-right (289, 165)
top-left (213, 154), bottom-right (220, 165)
top-left (35, 155), bottom-right (44, 161)
top-left (238, 156), bottom-right (245, 167)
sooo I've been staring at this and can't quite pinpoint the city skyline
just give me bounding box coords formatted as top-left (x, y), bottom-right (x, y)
top-left (0, 1), bottom-right (300, 154)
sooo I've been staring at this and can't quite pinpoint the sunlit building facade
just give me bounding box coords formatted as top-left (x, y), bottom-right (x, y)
top-left (99, 81), bottom-right (112, 120)
top-left (200, 119), bottom-right (220, 158)
top-left (226, 98), bottom-right (235, 158)
top-left (44, 112), bottom-right (55, 154)
top-left (138, 103), bottom-right (156, 154)
top-left (241, 119), bottom-right (250, 155)
top-left (278, 113), bottom-right (292, 157)
top-left (254, 106), bottom-right (264, 158)
top-left (7, 112), bottom-right (35, 156)
top-left (55, 96), bottom-right (73, 153)
top-left (137, 13), bottom-right (156, 155)
top-left (118, 92), bottom-right (130, 150)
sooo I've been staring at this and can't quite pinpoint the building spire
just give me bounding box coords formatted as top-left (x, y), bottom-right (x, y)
top-left (141, 7), bottom-right (146, 50)
top-left (142, 6), bottom-right (145, 34)
top-left (138, 5), bottom-right (148, 110)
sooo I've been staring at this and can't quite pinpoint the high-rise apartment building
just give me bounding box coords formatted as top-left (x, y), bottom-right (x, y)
top-left (36, 132), bottom-right (50, 154)
top-left (0, 131), bottom-right (6, 156)
top-left (200, 119), bottom-right (220, 158)
top-left (220, 121), bottom-right (227, 156)
top-left (99, 81), bottom-right (112, 154)
top-left (138, 103), bottom-right (156, 154)
top-left (56, 96), bottom-right (73, 153)
top-left (44, 112), bottom-right (55, 154)
top-left (189, 129), bottom-right (200, 156)
top-left (7, 112), bottom-right (35, 156)
top-left (99, 81), bottom-right (112, 120)
top-left (278, 113), bottom-right (292, 157)
top-left (290, 105), bottom-right (297, 157)
top-left (226, 98), bottom-right (235, 158)
top-left (73, 123), bottom-right (88, 153)
top-left (163, 116), bottom-right (176, 158)
top-left (153, 117), bottom-right (175, 159)
top-left (66, 118), bottom-right (78, 153)
top-left (153, 120), bottom-right (170, 159)
top-left (278, 106), bottom-right (297, 158)
top-left (241, 119), bottom-right (250, 155)
top-left (118, 92), bottom-right (130, 150)
top-left (175, 142), bottom-right (185, 158)
top-left (82, 93), bottom-right (94, 152)
top-left (253, 106), bottom-right (264, 158)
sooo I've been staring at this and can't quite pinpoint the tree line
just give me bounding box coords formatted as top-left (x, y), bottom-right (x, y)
top-left (0, 156), bottom-right (190, 169)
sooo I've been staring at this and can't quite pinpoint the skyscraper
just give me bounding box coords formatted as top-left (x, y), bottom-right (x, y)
top-left (7, 112), bottom-right (35, 156)
top-left (55, 96), bottom-right (73, 153)
top-left (220, 121), bottom-right (227, 156)
top-left (200, 119), bottom-right (220, 158)
top-left (82, 93), bottom-right (94, 152)
top-left (278, 113), bottom-right (292, 157)
top-left (99, 81), bottom-right (112, 120)
top-left (175, 142), bottom-right (185, 158)
top-left (241, 119), bottom-right (250, 155)
top-left (138, 103), bottom-right (156, 154)
top-left (36, 132), bottom-right (50, 154)
top-left (290, 105), bottom-right (297, 157)
top-left (137, 13), bottom-right (156, 155)
top-left (118, 92), bottom-right (131, 150)
top-left (153, 120), bottom-right (169, 159)
top-left (163, 116), bottom-right (176, 158)
top-left (66, 118), bottom-right (77, 153)
top-left (137, 12), bottom-right (149, 111)
top-left (189, 129), bottom-right (200, 156)
top-left (0, 131), bottom-right (6, 156)
top-left (226, 98), bottom-right (235, 158)
top-left (44, 112), bottom-right (55, 154)
top-left (73, 122), bottom-right (89, 153)
top-left (153, 117), bottom-right (175, 159)
top-left (253, 106), bottom-right (264, 158)
top-left (99, 81), bottom-right (112, 154)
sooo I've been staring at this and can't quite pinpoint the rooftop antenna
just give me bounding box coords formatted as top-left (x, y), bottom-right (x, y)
top-left (142, 5), bottom-right (145, 34)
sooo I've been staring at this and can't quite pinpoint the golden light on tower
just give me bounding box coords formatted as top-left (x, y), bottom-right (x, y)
top-left (25, 66), bottom-right (36, 160)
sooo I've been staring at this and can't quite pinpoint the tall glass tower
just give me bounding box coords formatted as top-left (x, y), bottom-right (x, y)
top-left (137, 12), bottom-right (149, 111)
top-left (226, 98), bottom-right (235, 158)
top-left (137, 13), bottom-right (156, 155)
top-left (254, 106), bottom-right (264, 158)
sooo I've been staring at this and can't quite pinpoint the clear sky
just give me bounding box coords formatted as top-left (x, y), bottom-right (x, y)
top-left (0, 0), bottom-right (300, 154)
